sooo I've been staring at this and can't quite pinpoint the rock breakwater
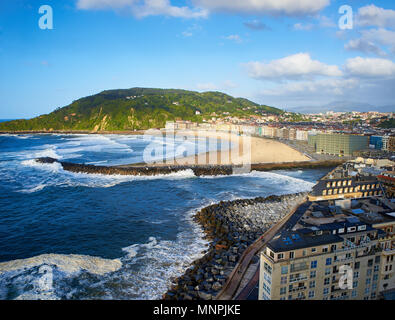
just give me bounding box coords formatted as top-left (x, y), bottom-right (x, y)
top-left (35, 157), bottom-right (234, 176)
top-left (35, 157), bottom-right (341, 177)
top-left (162, 193), bottom-right (307, 300)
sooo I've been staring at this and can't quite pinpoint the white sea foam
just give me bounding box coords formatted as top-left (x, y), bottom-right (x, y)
top-left (0, 254), bottom-right (122, 276)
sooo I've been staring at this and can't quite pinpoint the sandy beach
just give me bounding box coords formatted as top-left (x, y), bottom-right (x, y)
top-left (135, 129), bottom-right (310, 167)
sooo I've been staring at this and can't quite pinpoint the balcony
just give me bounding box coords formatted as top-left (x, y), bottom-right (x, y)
top-left (290, 264), bottom-right (308, 273)
top-left (289, 286), bottom-right (307, 293)
top-left (382, 248), bottom-right (395, 256)
top-left (334, 256), bottom-right (353, 263)
top-left (289, 276), bottom-right (308, 284)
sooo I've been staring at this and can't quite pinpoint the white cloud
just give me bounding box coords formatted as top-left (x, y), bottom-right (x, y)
top-left (196, 83), bottom-right (217, 91)
top-left (244, 20), bottom-right (270, 31)
top-left (224, 34), bottom-right (242, 43)
top-left (345, 39), bottom-right (387, 57)
top-left (293, 23), bottom-right (314, 31)
top-left (345, 28), bottom-right (395, 56)
top-left (262, 78), bottom-right (359, 96)
top-left (318, 15), bottom-right (336, 28)
top-left (193, 0), bottom-right (330, 16)
top-left (345, 57), bottom-right (395, 77)
top-left (223, 80), bottom-right (238, 89)
top-left (361, 28), bottom-right (395, 53)
top-left (76, 0), bottom-right (209, 18)
top-left (244, 53), bottom-right (342, 81)
top-left (77, 0), bottom-right (330, 18)
top-left (356, 5), bottom-right (395, 28)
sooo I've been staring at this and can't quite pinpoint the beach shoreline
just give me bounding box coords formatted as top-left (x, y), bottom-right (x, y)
top-left (1, 129), bottom-right (311, 166)
top-left (118, 129), bottom-right (311, 167)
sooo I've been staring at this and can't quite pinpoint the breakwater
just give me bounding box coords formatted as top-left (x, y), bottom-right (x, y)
top-left (162, 193), bottom-right (307, 300)
top-left (36, 157), bottom-right (341, 177)
top-left (35, 157), bottom-right (235, 176)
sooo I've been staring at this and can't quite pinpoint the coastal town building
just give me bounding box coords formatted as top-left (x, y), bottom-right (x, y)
top-left (378, 172), bottom-right (395, 199)
top-left (308, 134), bottom-right (369, 156)
top-left (259, 160), bottom-right (395, 301)
top-left (308, 163), bottom-right (385, 202)
top-left (259, 198), bottom-right (395, 300)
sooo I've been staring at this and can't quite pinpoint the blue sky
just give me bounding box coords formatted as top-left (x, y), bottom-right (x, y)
top-left (0, 0), bottom-right (395, 118)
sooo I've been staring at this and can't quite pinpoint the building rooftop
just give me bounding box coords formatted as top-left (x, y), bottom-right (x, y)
top-left (267, 231), bottom-right (342, 253)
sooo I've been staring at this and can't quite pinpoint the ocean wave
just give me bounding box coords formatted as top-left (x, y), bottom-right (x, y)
top-left (17, 160), bottom-right (198, 193)
top-left (0, 254), bottom-right (122, 300)
top-left (0, 208), bottom-right (209, 300)
top-left (0, 254), bottom-right (122, 276)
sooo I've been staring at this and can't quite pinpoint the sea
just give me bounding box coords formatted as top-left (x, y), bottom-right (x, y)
top-left (0, 133), bottom-right (330, 300)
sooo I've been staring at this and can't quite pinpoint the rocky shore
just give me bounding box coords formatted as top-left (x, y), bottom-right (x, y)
top-left (162, 192), bottom-right (307, 300)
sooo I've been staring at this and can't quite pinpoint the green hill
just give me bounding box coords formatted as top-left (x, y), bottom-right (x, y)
top-left (0, 88), bottom-right (283, 132)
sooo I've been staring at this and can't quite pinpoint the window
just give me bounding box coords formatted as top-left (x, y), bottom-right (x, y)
top-left (367, 269), bottom-right (372, 277)
top-left (323, 288), bottom-right (329, 295)
top-left (326, 258), bottom-right (332, 266)
top-left (325, 268), bottom-right (331, 275)
top-left (311, 261), bottom-right (317, 269)
top-left (308, 291), bottom-right (315, 298)
top-left (311, 248), bottom-right (316, 253)
top-left (322, 247), bottom-right (328, 253)
top-left (280, 287), bottom-right (286, 295)
top-left (366, 278), bottom-right (371, 285)
top-left (281, 266), bottom-right (288, 275)
top-left (278, 253), bottom-right (284, 260)
top-left (281, 276), bottom-right (287, 284)
top-left (324, 278), bottom-right (330, 285)
top-left (353, 281), bottom-right (358, 288)
top-left (289, 251), bottom-right (295, 259)
top-left (309, 280), bottom-right (316, 288)
top-left (355, 262), bottom-right (360, 269)
top-left (264, 262), bottom-right (272, 275)
top-left (354, 271), bottom-right (359, 279)
top-left (352, 290), bottom-right (357, 298)
top-left (310, 271), bottom-right (316, 278)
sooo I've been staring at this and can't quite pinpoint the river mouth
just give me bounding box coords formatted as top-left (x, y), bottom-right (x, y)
top-left (0, 134), bottom-right (330, 299)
